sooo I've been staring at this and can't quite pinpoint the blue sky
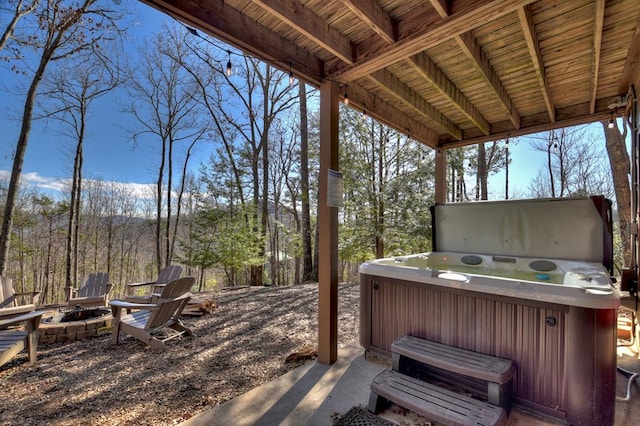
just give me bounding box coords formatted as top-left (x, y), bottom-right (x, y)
top-left (0, 2), bottom-right (169, 197)
top-left (0, 2), bottom-right (622, 201)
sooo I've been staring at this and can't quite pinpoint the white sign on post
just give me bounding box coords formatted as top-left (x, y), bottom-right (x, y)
top-left (327, 169), bottom-right (343, 208)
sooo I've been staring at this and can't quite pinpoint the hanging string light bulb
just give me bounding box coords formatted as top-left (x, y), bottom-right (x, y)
top-left (343, 85), bottom-right (349, 106)
top-left (226, 50), bottom-right (232, 76)
top-left (288, 62), bottom-right (294, 86)
top-left (608, 111), bottom-right (615, 129)
top-left (363, 103), bottom-right (367, 118)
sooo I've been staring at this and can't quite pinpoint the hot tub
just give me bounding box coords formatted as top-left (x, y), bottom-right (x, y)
top-left (359, 197), bottom-right (619, 425)
top-left (360, 251), bottom-right (618, 309)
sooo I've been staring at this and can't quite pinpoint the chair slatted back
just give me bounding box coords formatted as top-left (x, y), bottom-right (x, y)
top-left (156, 265), bottom-right (182, 285)
top-left (78, 273), bottom-right (110, 298)
top-left (0, 277), bottom-right (15, 309)
top-left (145, 277), bottom-right (194, 331)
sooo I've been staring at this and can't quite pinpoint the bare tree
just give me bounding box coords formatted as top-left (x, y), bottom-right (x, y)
top-left (475, 141), bottom-right (508, 200)
top-left (267, 119), bottom-right (300, 285)
top-left (0, 0), bottom-right (39, 55)
top-left (38, 50), bottom-right (122, 287)
top-left (298, 81), bottom-right (314, 282)
top-left (0, 0), bottom-right (123, 275)
top-left (32, 195), bottom-right (67, 304)
top-left (529, 128), bottom-right (568, 197)
top-left (125, 24), bottom-right (204, 273)
top-left (602, 118), bottom-right (632, 266)
top-left (175, 30), bottom-right (297, 285)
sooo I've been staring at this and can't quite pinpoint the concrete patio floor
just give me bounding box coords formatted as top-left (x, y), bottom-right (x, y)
top-left (183, 342), bottom-right (640, 426)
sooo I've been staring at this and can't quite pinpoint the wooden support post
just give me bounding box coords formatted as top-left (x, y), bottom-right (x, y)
top-left (435, 147), bottom-right (447, 204)
top-left (318, 81), bottom-right (339, 364)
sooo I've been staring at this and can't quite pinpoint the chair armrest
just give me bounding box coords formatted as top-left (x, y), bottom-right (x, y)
top-left (0, 310), bottom-right (43, 329)
top-left (13, 291), bottom-right (41, 305)
top-left (125, 281), bottom-right (157, 296)
top-left (109, 300), bottom-right (157, 310)
top-left (156, 292), bottom-right (192, 304)
top-left (64, 287), bottom-right (77, 301)
top-left (126, 281), bottom-right (157, 288)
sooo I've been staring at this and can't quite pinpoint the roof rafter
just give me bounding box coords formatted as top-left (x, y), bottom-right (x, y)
top-left (346, 0), bottom-right (489, 136)
top-left (328, 0), bottom-right (537, 83)
top-left (428, 0), bottom-right (517, 132)
top-left (427, 0), bottom-right (449, 18)
top-left (341, 0), bottom-right (397, 44)
top-left (370, 70), bottom-right (463, 140)
top-left (253, 0), bottom-right (460, 139)
top-left (590, 0), bottom-right (605, 114)
top-left (517, 5), bottom-right (555, 122)
top-left (252, 0), bottom-right (355, 64)
top-left (346, 81), bottom-right (441, 146)
top-left (456, 33), bottom-right (521, 130)
top-left (618, 15), bottom-right (640, 93)
top-left (441, 108), bottom-right (611, 148)
top-left (409, 53), bottom-right (490, 135)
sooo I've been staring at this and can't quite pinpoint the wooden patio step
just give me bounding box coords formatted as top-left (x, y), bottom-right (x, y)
top-left (369, 369), bottom-right (506, 426)
top-left (392, 335), bottom-right (515, 407)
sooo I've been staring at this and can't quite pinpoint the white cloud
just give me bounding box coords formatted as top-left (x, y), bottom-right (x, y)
top-left (21, 172), bottom-right (68, 192)
top-left (0, 170), bottom-right (156, 200)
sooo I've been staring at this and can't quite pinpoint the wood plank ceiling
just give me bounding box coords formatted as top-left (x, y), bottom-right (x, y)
top-left (143, 0), bottom-right (640, 150)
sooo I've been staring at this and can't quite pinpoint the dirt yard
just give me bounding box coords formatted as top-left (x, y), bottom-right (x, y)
top-left (0, 282), bottom-right (360, 425)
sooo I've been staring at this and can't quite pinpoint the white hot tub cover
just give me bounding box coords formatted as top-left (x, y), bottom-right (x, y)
top-left (431, 196), bottom-right (613, 273)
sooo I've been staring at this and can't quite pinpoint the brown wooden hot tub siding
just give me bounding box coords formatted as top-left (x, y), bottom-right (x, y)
top-left (360, 274), bottom-right (617, 425)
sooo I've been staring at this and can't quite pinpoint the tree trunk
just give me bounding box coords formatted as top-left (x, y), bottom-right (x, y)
top-left (375, 129), bottom-right (385, 258)
top-left (0, 44), bottom-right (54, 275)
top-left (602, 120), bottom-right (632, 266)
top-left (478, 143), bottom-right (488, 200)
top-left (66, 140), bottom-right (81, 287)
top-left (299, 81), bottom-right (313, 282)
top-left (312, 211), bottom-right (319, 282)
top-left (165, 135), bottom-right (173, 267)
top-left (156, 137), bottom-right (167, 273)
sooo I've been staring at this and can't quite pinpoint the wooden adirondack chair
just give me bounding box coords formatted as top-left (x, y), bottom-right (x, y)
top-left (125, 265), bottom-right (182, 303)
top-left (65, 272), bottom-right (112, 308)
top-left (0, 276), bottom-right (40, 320)
top-left (0, 311), bottom-right (43, 368)
top-left (110, 277), bottom-right (194, 350)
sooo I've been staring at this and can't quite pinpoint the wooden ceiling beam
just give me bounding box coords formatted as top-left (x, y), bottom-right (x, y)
top-left (427, 0), bottom-right (449, 18)
top-left (347, 0), bottom-right (490, 136)
top-left (427, 1), bottom-right (513, 134)
top-left (341, 0), bottom-right (397, 44)
top-left (247, 0), bottom-right (445, 145)
top-left (328, 0), bottom-right (537, 83)
top-left (410, 54), bottom-right (490, 135)
top-left (590, 0), bottom-right (605, 114)
top-left (456, 32), bottom-right (521, 130)
top-left (440, 107), bottom-right (611, 149)
top-left (344, 81), bottom-right (441, 147)
top-left (142, 0), bottom-right (324, 85)
top-left (617, 10), bottom-right (640, 94)
top-left (517, 5), bottom-right (555, 122)
top-left (370, 70), bottom-right (463, 140)
top-left (252, 0), bottom-right (355, 64)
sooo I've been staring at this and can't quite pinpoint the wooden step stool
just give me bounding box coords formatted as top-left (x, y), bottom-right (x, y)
top-left (369, 369), bottom-right (507, 426)
top-left (392, 335), bottom-right (515, 408)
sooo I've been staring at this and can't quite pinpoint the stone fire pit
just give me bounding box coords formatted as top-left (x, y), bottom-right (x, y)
top-left (39, 306), bottom-right (112, 344)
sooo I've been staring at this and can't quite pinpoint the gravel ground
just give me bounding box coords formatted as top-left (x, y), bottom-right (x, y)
top-left (0, 282), bottom-right (360, 425)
